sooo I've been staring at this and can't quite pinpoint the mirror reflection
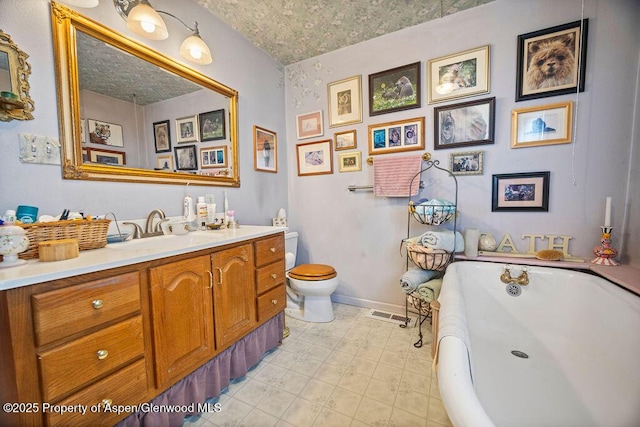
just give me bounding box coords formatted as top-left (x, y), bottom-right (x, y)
top-left (0, 50), bottom-right (10, 92)
top-left (52, 2), bottom-right (239, 186)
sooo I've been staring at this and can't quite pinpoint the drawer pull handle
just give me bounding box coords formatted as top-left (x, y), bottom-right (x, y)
top-left (92, 300), bottom-right (104, 309)
top-left (102, 399), bottom-right (112, 407)
top-left (269, 247), bottom-right (276, 253)
top-left (271, 299), bottom-right (278, 305)
top-left (97, 349), bottom-right (109, 360)
top-left (270, 273), bottom-right (277, 279)
top-left (216, 267), bottom-right (223, 285)
top-left (207, 270), bottom-right (213, 289)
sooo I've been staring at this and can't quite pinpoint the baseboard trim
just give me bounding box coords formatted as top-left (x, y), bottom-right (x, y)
top-left (331, 294), bottom-right (406, 315)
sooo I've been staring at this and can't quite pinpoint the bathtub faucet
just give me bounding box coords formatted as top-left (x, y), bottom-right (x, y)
top-left (500, 266), bottom-right (529, 286)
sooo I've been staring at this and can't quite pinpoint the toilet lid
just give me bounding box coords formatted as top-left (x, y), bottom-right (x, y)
top-left (288, 264), bottom-right (337, 281)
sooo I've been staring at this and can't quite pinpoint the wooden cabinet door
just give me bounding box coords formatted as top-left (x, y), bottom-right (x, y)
top-left (211, 244), bottom-right (256, 349)
top-left (149, 255), bottom-right (214, 387)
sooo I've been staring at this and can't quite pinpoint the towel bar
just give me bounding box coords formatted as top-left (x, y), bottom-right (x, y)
top-left (366, 152), bottom-right (431, 166)
top-left (347, 181), bottom-right (425, 192)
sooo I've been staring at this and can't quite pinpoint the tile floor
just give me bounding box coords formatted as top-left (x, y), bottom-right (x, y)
top-left (183, 303), bottom-right (452, 427)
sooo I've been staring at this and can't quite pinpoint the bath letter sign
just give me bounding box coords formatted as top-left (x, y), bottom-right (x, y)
top-left (496, 233), bottom-right (574, 257)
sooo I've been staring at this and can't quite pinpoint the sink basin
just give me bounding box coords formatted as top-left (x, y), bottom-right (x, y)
top-left (105, 232), bottom-right (225, 252)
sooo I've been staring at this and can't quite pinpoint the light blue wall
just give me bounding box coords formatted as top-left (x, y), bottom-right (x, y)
top-left (285, 0), bottom-right (640, 311)
top-left (0, 0), bottom-right (288, 225)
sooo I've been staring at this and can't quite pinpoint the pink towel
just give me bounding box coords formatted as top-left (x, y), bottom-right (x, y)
top-left (373, 154), bottom-right (423, 197)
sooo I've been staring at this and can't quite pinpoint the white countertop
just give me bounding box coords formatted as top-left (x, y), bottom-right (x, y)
top-left (0, 226), bottom-right (286, 291)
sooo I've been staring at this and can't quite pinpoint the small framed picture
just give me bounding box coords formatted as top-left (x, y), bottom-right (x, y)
top-left (174, 144), bottom-right (198, 170)
top-left (516, 20), bottom-right (588, 102)
top-left (153, 120), bottom-right (171, 153)
top-left (327, 75), bottom-right (362, 127)
top-left (338, 151), bottom-right (362, 173)
top-left (427, 45), bottom-right (490, 104)
top-left (434, 97), bottom-right (495, 149)
top-left (492, 171), bottom-right (550, 212)
top-left (156, 154), bottom-right (174, 171)
top-left (368, 116), bottom-right (425, 156)
top-left (254, 125), bottom-right (277, 173)
top-left (200, 146), bottom-right (228, 168)
top-left (334, 129), bottom-right (357, 151)
top-left (296, 139), bottom-right (333, 176)
top-left (176, 115), bottom-right (199, 143)
top-left (296, 110), bottom-right (323, 140)
top-left (511, 101), bottom-right (573, 148)
top-left (368, 62), bottom-right (421, 116)
top-left (88, 147), bottom-right (126, 166)
top-left (450, 151), bottom-right (483, 176)
top-left (199, 109), bottom-right (225, 141)
top-left (87, 119), bottom-right (124, 147)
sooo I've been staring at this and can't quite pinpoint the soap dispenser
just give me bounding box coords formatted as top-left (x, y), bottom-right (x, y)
top-left (183, 194), bottom-right (196, 229)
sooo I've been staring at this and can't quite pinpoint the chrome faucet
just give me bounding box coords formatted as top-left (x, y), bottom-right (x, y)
top-left (122, 222), bottom-right (143, 239)
top-left (145, 209), bottom-right (166, 236)
top-left (500, 266), bottom-right (529, 286)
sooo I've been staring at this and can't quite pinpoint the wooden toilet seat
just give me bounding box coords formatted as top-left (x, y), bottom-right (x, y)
top-left (288, 264), bottom-right (337, 281)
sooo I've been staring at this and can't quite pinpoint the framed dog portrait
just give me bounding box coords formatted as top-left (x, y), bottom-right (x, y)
top-left (427, 45), bottom-right (490, 104)
top-left (368, 62), bottom-right (421, 116)
top-left (254, 125), bottom-right (277, 173)
top-left (296, 140), bottom-right (333, 176)
top-left (368, 117), bottom-right (425, 156)
top-left (338, 151), bottom-right (362, 173)
top-left (153, 120), bottom-right (171, 153)
top-left (450, 151), bottom-right (483, 176)
top-left (516, 19), bottom-right (588, 101)
top-left (176, 115), bottom-right (199, 143)
top-left (434, 97), bottom-right (495, 149)
top-left (327, 75), bottom-right (362, 128)
top-left (511, 101), bottom-right (573, 148)
top-left (492, 171), bottom-right (550, 212)
top-left (199, 109), bottom-right (225, 141)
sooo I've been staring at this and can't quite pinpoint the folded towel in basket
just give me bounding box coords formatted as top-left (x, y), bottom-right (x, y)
top-left (415, 278), bottom-right (443, 302)
top-left (419, 229), bottom-right (464, 252)
top-left (400, 268), bottom-right (439, 294)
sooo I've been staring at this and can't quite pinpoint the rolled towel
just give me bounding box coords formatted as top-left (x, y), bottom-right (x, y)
top-left (400, 268), bottom-right (439, 294)
top-left (419, 229), bottom-right (464, 252)
top-left (415, 278), bottom-right (444, 302)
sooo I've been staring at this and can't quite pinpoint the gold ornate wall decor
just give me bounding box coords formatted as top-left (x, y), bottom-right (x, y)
top-left (0, 30), bottom-right (34, 121)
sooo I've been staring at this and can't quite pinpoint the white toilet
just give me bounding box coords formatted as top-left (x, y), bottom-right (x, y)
top-left (284, 232), bottom-right (338, 322)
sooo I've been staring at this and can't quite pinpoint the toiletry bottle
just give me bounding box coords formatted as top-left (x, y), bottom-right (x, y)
top-left (223, 191), bottom-right (229, 226)
top-left (197, 196), bottom-right (208, 229)
top-left (183, 194), bottom-right (196, 229)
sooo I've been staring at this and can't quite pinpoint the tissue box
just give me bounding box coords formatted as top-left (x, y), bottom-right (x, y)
top-left (272, 217), bottom-right (287, 227)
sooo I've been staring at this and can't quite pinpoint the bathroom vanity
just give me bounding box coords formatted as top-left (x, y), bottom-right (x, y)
top-left (0, 226), bottom-right (286, 427)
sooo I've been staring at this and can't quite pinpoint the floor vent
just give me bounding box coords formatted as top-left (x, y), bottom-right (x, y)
top-left (365, 309), bottom-right (416, 327)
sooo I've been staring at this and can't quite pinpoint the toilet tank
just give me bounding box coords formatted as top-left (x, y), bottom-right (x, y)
top-left (284, 232), bottom-right (298, 270)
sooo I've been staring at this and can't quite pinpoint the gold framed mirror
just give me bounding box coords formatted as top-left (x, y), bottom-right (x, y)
top-left (51, 2), bottom-right (240, 186)
top-left (0, 29), bottom-right (34, 121)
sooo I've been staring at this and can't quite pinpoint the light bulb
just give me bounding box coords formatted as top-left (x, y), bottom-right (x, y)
top-left (190, 48), bottom-right (203, 59)
top-left (140, 21), bottom-right (156, 34)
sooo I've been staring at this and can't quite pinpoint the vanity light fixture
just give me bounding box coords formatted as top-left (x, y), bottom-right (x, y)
top-left (113, 0), bottom-right (212, 65)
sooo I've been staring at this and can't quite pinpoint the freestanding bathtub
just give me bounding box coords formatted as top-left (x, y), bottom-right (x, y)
top-left (436, 261), bottom-right (640, 427)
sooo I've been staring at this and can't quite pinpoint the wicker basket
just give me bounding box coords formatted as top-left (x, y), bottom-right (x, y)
top-left (16, 219), bottom-right (111, 259)
top-left (406, 242), bottom-right (452, 271)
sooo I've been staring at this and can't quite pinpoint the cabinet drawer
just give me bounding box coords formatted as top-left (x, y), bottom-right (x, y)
top-left (254, 234), bottom-right (284, 267)
top-left (39, 315), bottom-right (144, 401)
top-left (257, 285), bottom-right (285, 322)
top-left (256, 259), bottom-right (285, 294)
top-left (46, 358), bottom-right (147, 427)
top-left (32, 272), bottom-right (141, 346)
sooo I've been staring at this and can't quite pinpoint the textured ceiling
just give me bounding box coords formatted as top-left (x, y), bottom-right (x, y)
top-left (194, 0), bottom-right (495, 65)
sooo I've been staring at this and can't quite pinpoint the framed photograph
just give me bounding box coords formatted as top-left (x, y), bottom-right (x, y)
top-left (174, 144), bottom-right (198, 170)
top-left (296, 139), bottom-right (333, 176)
top-left (450, 151), bottom-right (483, 176)
top-left (296, 110), bottom-right (323, 140)
top-left (334, 129), bottom-right (357, 151)
top-left (338, 151), bottom-right (362, 173)
top-left (428, 45), bottom-right (490, 104)
top-left (368, 116), bottom-right (425, 156)
top-left (153, 120), bottom-right (171, 153)
top-left (87, 119), bottom-right (124, 147)
top-left (87, 148), bottom-right (126, 166)
top-left (200, 146), bottom-right (228, 169)
top-left (434, 97), bottom-right (495, 150)
top-left (199, 109), bottom-right (225, 141)
top-left (156, 154), bottom-right (174, 171)
top-left (368, 62), bottom-right (421, 116)
top-left (327, 75), bottom-right (362, 127)
top-left (516, 20), bottom-right (588, 102)
top-left (176, 115), bottom-right (199, 143)
top-left (254, 125), bottom-right (277, 173)
top-left (511, 101), bottom-right (573, 148)
top-left (492, 171), bottom-right (550, 212)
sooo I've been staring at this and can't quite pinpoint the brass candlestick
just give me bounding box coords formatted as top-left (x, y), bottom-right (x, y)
top-left (591, 226), bottom-right (618, 266)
